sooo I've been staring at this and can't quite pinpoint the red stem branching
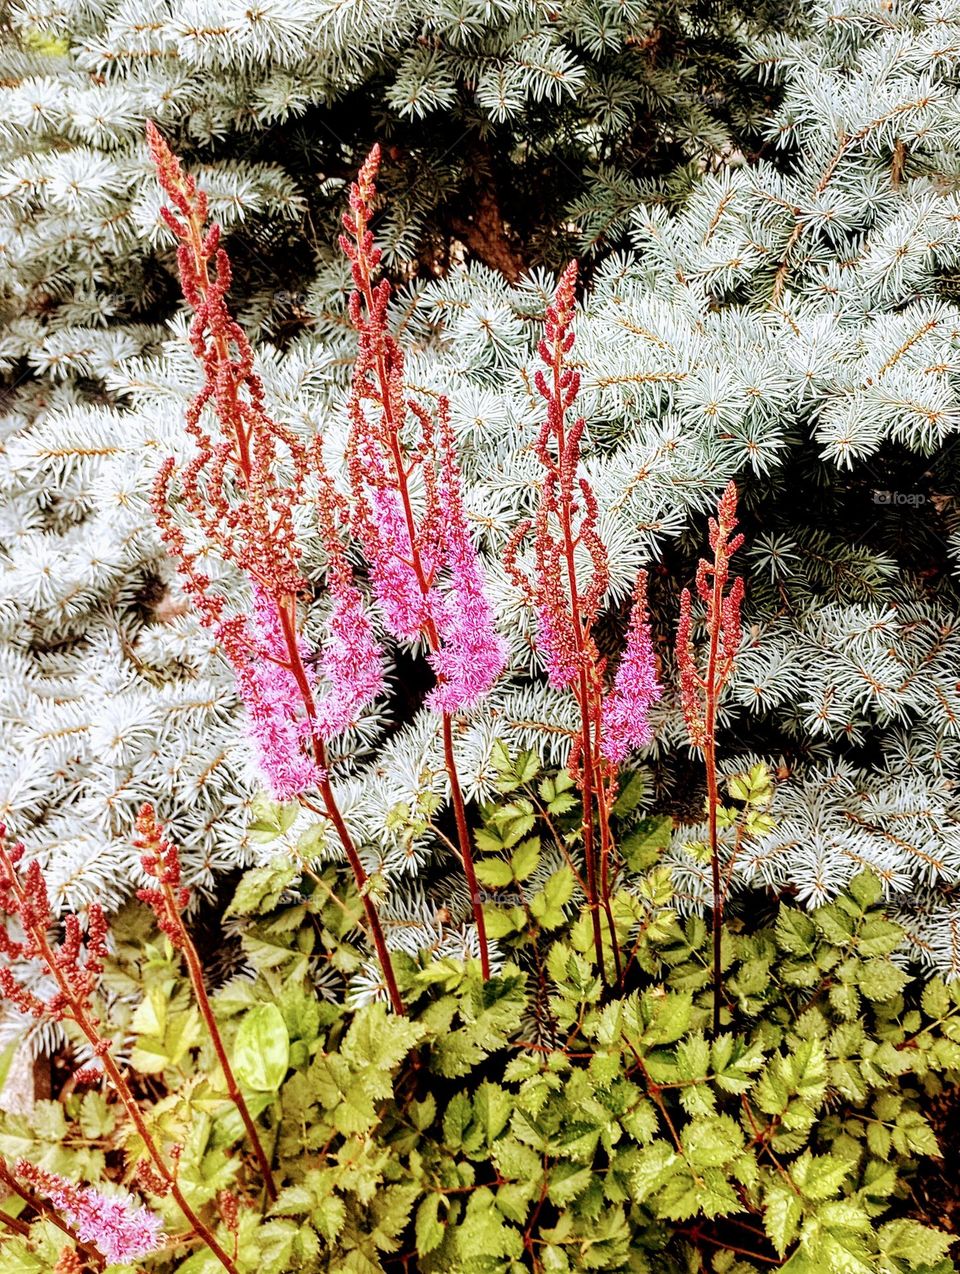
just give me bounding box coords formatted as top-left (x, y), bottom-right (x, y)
top-left (676, 481), bottom-right (745, 1033)
top-left (0, 835), bottom-right (238, 1273)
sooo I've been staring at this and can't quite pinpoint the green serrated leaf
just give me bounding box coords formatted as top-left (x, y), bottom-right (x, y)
top-left (227, 858), bottom-right (298, 917)
top-left (858, 959), bottom-right (910, 1003)
top-left (234, 1003), bottom-right (290, 1091)
top-left (416, 1193), bottom-right (446, 1256)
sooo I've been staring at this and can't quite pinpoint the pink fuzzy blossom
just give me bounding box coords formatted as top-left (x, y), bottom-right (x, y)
top-left (313, 582), bottom-right (385, 736)
top-left (365, 477), bottom-right (428, 641)
top-left (600, 571), bottom-right (661, 763)
top-left (426, 411), bottom-right (506, 713)
top-left (219, 588), bottom-right (321, 800)
top-left (16, 1162), bottom-right (162, 1265)
top-left (312, 479), bottom-right (387, 737)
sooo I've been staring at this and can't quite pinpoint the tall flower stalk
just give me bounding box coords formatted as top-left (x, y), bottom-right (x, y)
top-left (146, 123), bottom-right (404, 1016)
top-left (506, 263), bottom-right (660, 985)
top-left (135, 804), bottom-right (278, 1201)
top-left (676, 481), bottom-right (745, 1033)
top-left (0, 831), bottom-right (235, 1273)
top-left (339, 147), bottom-right (506, 979)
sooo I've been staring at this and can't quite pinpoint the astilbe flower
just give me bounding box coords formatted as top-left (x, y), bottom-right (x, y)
top-left (0, 828), bottom-right (239, 1271)
top-left (147, 122), bottom-right (384, 798)
top-left (506, 262), bottom-right (611, 719)
top-left (600, 571), bottom-right (661, 763)
top-left (340, 145), bottom-right (505, 978)
top-left (134, 804), bottom-right (279, 1199)
top-left (53, 1249), bottom-right (84, 1274)
top-left (15, 1163), bottom-right (162, 1265)
top-left (218, 589), bottom-right (323, 800)
top-left (674, 480), bottom-right (745, 1034)
top-left (148, 123), bottom-right (403, 1016)
top-left (219, 1189), bottom-right (240, 1237)
top-left (426, 407), bottom-right (508, 713)
top-left (0, 833), bottom-right (107, 1024)
top-left (134, 802), bottom-right (191, 946)
top-left (352, 430), bottom-right (428, 642)
top-left (505, 261), bottom-right (662, 982)
top-left (312, 467), bottom-right (386, 737)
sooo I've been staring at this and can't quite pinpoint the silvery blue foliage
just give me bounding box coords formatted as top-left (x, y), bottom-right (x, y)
top-left (1, 0), bottom-right (960, 1027)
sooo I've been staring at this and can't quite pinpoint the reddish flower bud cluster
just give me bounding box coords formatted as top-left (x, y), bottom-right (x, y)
top-left (507, 262), bottom-right (609, 701)
top-left (53, 1248), bottom-right (84, 1274)
top-left (135, 803), bottom-right (191, 949)
top-left (147, 124), bottom-right (307, 616)
top-left (0, 828), bottom-right (107, 1022)
top-left (219, 1189), bottom-right (240, 1234)
top-left (135, 1156), bottom-right (174, 1199)
top-left (677, 480), bottom-right (745, 749)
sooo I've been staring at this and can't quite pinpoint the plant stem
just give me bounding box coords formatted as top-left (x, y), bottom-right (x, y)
top-left (276, 602), bottom-right (406, 1015)
top-left (0, 1211), bottom-right (30, 1240)
top-left (551, 338), bottom-right (615, 981)
top-left (165, 898), bottom-right (278, 1199)
top-left (316, 762), bottom-right (406, 1015)
top-left (95, 1048), bottom-right (238, 1274)
top-left (442, 714), bottom-right (491, 979)
top-left (595, 773), bottom-right (623, 987)
top-left (704, 558), bottom-right (725, 1036)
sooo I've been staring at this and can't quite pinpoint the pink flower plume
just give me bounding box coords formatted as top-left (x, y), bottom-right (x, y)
top-left (600, 571), bottom-right (661, 763)
top-left (219, 588), bottom-right (321, 801)
top-left (313, 579), bottom-right (386, 738)
top-left (426, 411), bottom-right (506, 712)
top-left (17, 1162), bottom-right (162, 1265)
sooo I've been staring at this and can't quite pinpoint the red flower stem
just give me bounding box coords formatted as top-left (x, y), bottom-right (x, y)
top-left (0, 850), bottom-right (238, 1274)
top-left (161, 892), bottom-right (278, 1199)
top-left (704, 552), bottom-right (725, 1035)
top-left (351, 246), bottom-right (491, 980)
top-left (273, 601), bottom-right (407, 1015)
top-left (550, 343), bottom-right (612, 981)
top-left (595, 768), bottom-right (623, 987)
top-left (0, 1211), bottom-right (30, 1241)
top-left (441, 713), bottom-right (491, 979)
top-left (0, 1161), bottom-right (99, 1262)
top-left (95, 1057), bottom-right (236, 1273)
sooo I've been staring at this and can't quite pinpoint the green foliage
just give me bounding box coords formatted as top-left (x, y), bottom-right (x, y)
top-left (0, 757), bottom-right (956, 1272)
